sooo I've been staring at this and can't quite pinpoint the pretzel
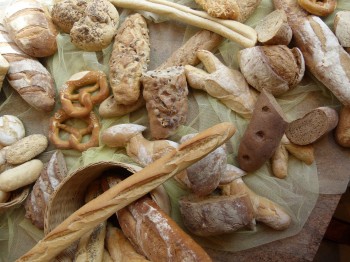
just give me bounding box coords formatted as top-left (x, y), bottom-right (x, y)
top-left (60, 71), bottom-right (110, 118)
top-left (297, 0), bottom-right (337, 16)
top-left (49, 109), bottom-right (100, 152)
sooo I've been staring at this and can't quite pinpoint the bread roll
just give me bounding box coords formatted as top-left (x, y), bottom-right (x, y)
top-left (297, 0), bottom-right (336, 17)
top-left (70, 0), bottom-right (119, 51)
top-left (141, 66), bottom-right (188, 139)
top-left (99, 95), bottom-right (145, 118)
top-left (335, 106), bottom-right (350, 147)
top-left (334, 11), bottom-right (350, 53)
top-left (239, 45), bottom-right (305, 96)
top-left (238, 89), bottom-right (288, 172)
top-left (0, 23), bottom-right (56, 111)
top-left (118, 196), bottom-right (212, 262)
top-left (285, 106), bottom-right (339, 145)
top-left (255, 9), bottom-right (292, 45)
top-left (0, 115), bottom-right (25, 147)
top-left (4, 0), bottom-right (58, 57)
top-left (274, 0), bottom-right (350, 106)
top-left (109, 13), bottom-right (150, 105)
top-left (179, 194), bottom-right (254, 236)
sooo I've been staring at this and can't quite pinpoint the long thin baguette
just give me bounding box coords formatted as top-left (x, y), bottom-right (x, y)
top-left (109, 0), bottom-right (257, 48)
top-left (17, 122), bottom-right (235, 261)
top-left (274, 0), bottom-right (350, 106)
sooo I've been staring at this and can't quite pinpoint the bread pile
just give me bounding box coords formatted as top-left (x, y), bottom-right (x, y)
top-left (0, 0), bottom-right (349, 261)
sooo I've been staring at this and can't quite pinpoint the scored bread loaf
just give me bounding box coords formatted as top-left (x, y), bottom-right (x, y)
top-left (109, 13), bottom-right (150, 105)
top-left (0, 23), bottom-right (56, 111)
top-left (141, 66), bottom-right (189, 139)
top-left (25, 151), bottom-right (67, 229)
top-left (274, 0), bottom-right (350, 106)
top-left (4, 0), bottom-right (58, 57)
top-left (117, 196), bottom-right (212, 262)
top-left (285, 106), bottom-right (339, 145)
top-left (238, 89), bottom-right (288, 172)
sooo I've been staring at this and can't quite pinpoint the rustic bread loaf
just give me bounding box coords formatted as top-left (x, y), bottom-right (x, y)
top-left (0, 54), bottom-right (9, 90)
top-left (179, 193), bottom-right (254, 236)
top-left (238, 89), bottom-right (288, 172)
top-left (0, 115), bottom-right (25, 147)
top-left (24, 151), bottom-right (67, 229)
top-left (99, 95), bottom-right (145, 118)
top-left (0, 23), bottom-right (56, 111)
top-left (70, 0), bottom-right (119, 51)
top-left (51, 0), bottom-right (88, 33)
top-left (286, 106), bottom-right (339, 145)
top-left (141, 66), bottom-right (188, 139)
top-left (4, 0), bottom-right (58, 57)
top-left (255, 9), bottom-right (292, 45)
top-left (334, 11), bottom-right (350, 53)
top-left (239, 45), bottom-right (305, 96)
top-left (335, 106), bottom-right (350, 147)
top-left (109, 13), bottom-right (150, 105)
top-left (274, 0), bottom-right (350, 106)
top-left (117, 196), bottom-right (212, 262)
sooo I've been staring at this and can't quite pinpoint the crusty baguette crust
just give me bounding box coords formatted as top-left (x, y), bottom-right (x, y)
top-left (335, 106), bottom-right (350, 147)
top-left (18, 122), bottom-right (235, 261)
top-left (274, 0), bottom-right (350, 106)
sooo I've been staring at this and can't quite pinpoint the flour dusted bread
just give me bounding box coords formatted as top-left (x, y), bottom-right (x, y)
top-left (0, 23), bottom-right (55, 111)
top-left (274, 0), bottom-right (350, 106)
top-left (334, 11), bottom-right (350, 53)
top-left (141, 66), bottom-right (188, 139)
top-left (286, 106), bottom-right (339, 145)
top-left (238, 89), bottom-right (288, 172)
top-left (109, 13), bottom-right (150, 105)
top-left (4, 0), bottom-right (58, 57)
top-left (70, 0), bottom-right (119, 51)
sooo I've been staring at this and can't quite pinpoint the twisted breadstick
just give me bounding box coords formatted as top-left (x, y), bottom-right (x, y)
top-left (109, 0), bottom-right (257, 47)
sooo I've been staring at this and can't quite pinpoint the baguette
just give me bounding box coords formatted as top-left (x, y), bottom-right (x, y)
top-left (271, 142), bottom-right (288, 179)
top-left (18, 122), bottom-right (235, 261)
top-left (0, 24), bottom-right (55, 111)
top-left (274, 0), bottom-right (350, 106)
top-left (4, 0), bottom-right (58, 57)
top-left (335, 106), bottom-right (350, 147)
top-left (281, 134), bottom-right (315, 164)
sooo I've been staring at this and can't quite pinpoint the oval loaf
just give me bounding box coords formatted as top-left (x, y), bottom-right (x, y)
top-left (6, 134), bottom-right (48, 165)
top-left (0, 115), bottom-right (25, 146)
top-left (0, 159), bottom-right (43, 192)
top-left (4, 0), bottom-right (58, 57)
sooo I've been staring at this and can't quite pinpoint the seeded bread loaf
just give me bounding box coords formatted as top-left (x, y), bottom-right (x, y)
top-left (286, 106), bottom-right (339, 145)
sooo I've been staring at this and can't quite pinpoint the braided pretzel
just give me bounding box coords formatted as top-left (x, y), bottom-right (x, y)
top-left (298, 0), bottom-right (337, 16)
top-left (49, 109), bottom-right (100, 152)
top-left (60, 71), bottom-right (110, 118)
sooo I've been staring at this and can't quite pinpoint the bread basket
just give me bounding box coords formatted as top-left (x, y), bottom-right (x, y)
top-left (44, 161), bottom-right (141, 234)
top-left (0, 186), bottom-right (30, 214)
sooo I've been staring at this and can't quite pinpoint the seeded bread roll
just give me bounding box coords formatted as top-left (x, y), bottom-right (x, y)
top-left (4, 0), bottom-right (58, 57)
top-left (255, 9), bottom-right (292, 45)
top-left (335, 106), bottom-right (350, 147)
top-left (51, 0), bottom-right (88, 33)
top-left (141, 66), bottom-right (188, 139)
top-left (286, 106), bottom-right (339, 145)
top-left (70, 0), bottom-right (119, 51)
top-left (238, 89), bottom-right (288, 172)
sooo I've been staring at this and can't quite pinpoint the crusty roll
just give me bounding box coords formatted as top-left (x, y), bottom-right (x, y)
top-left (255, 9), bottom-right (292, 45)
top-left (238, 89), bottom-right (288, 172)
top-left (179, 194), bottom-right (254, 236)
top-left (0, 23), bottom-right (56, 111)
top-left (0, 54), bottom-right (9, 90)
top-left (297, 0), bottom-right (337, 17)
top-left (4, 0), bottom-right (58, 57)
top-left (142, 66), bottom-right (189, 139)
top-left (285, 106), bottom-right (339, 145)
top-left (239, 45), bottom-right (305, 96)
top-left (109, 13), bottom-right (150, 106)
top-left (117, 196), bottom-right (212, 262)
top-left (335, 106), bottom-right (350, 147)
top-left (274, 0), bottom-right (350, 106)
top-left (334, 11), bottom-right (350, 53)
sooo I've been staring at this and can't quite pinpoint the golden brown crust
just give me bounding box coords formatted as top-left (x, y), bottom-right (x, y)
top-left (297, 0), bottom-right (337, 17)
top-left (335, 106), bottom-right (350, 147)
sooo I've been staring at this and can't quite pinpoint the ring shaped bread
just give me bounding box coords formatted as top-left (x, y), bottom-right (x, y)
top-left (60, 71), bottom-right (110, 118)
top-left (297, 0), bottom-right (337, 17)
top-left (49, 109), bottom-right (100, 152)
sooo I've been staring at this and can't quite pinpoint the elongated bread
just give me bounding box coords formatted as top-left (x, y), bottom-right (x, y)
top-left (285, 106), bottom-right (339, 145)
top-left (17, 122), bottom-right (235, 261)
top-left (274, 0), bottom-right (350, 106)
top-left (0, 23), bottom-right (55, 111)
top-left (334, 11), bottom-right (350, 53)
top-left (4, 0), bottom-right (58, 57)
top-left (335, 106), bottom-right (350, 147)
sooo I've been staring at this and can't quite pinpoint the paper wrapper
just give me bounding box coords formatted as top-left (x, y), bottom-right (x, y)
top-left (0, 0), bottom-right (350, 260)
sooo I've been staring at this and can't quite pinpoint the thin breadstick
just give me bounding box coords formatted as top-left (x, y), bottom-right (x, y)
top-left (17, 122), bottom-right (235, 261)
top-left (109, 0), bottom-right (257, 47)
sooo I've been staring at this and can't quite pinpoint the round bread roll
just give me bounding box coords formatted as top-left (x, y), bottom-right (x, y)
top-left (0, 115), bottom-right (25, 147)
top-left (70, 0), bottom-right (119, 51)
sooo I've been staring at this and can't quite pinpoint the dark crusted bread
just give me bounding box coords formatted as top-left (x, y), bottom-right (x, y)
top-left (237, 89), bottom-right (288, 172)
top-left (286, 106), bottom-right (339, 145)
